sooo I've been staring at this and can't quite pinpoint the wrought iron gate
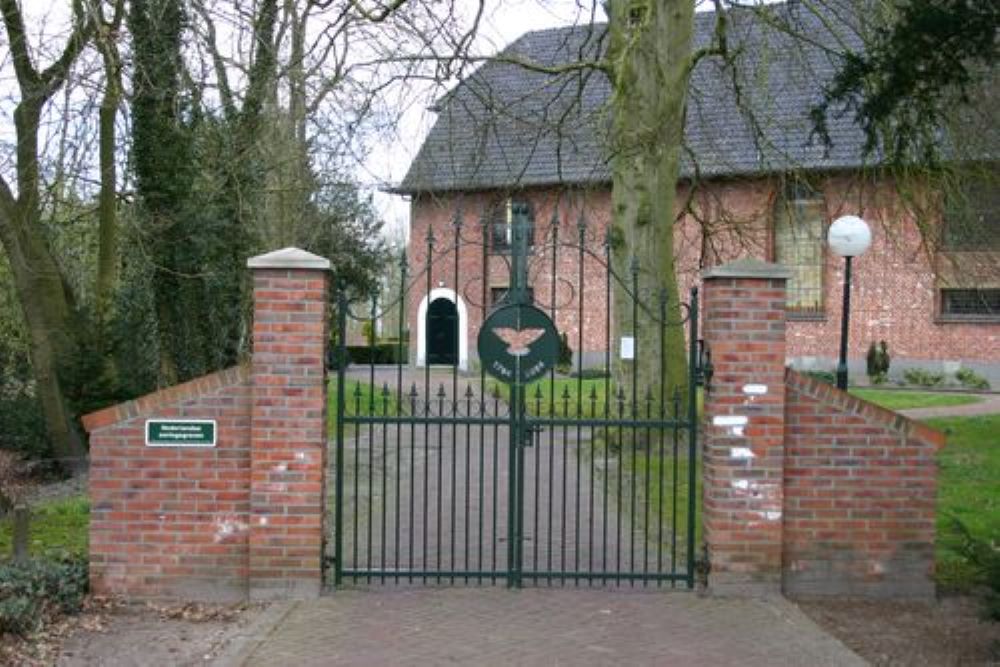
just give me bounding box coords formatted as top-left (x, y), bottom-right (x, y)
top-left (330, 215), bottom-right (700, 588)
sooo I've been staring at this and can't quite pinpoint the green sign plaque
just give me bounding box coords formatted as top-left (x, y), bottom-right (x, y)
top-left (146, 419), bottom-right (216, 447)
top-left (478, 304), bottom-right (559, 384)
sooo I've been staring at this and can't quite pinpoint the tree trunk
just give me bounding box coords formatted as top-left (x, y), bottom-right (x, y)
top-left (95, 42), bottom-right (122, 320)
top-left (607, 0), bottom-right (696, 416)
top-left (0, 0), bottom-right (95, 472)
top-left (0, 198), bottom-right (88, 471)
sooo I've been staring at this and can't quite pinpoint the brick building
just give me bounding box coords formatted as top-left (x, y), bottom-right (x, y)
top-left (393, 4), bottom-right (999, 383)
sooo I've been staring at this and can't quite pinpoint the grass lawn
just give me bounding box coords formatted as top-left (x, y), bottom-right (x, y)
top-left (628, 449), bottom-right (702, 549)
top-left (928, 414), bottom-right (1000, 590)
top-left (0, 495), bottom-right (89, 560)
top-left (850, 388), bottom-right (983, 411)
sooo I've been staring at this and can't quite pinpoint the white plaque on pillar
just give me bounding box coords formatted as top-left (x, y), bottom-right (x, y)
top-left (620, 336), bottom-right (635, 360)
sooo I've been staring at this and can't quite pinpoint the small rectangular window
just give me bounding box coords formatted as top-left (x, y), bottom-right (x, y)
top-left (940, 288), bottom-right (1000, 318)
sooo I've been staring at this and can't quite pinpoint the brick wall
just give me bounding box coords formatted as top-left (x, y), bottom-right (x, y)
top-left (783, 369), bottom-right (942, 597)
top-left (248, 264), bottom-right (328, 599)
top-left (701, 259), bottom-right (790, 593)
top-left (83, 247), bottom-right (330, 601)
top-left (410, 177), bottom-right (999, 375)
top-left (701, 258), bottom-right (942, 598)
top-left (84, 366), bottom-right (252, 600)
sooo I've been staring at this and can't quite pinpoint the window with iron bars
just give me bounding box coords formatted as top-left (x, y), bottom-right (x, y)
top-left (940, 288), bottom-right (1000, 319)
top-left (773, 180), bottom-right (826, 317)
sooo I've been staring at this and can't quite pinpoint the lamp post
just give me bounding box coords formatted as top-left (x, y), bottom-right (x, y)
top-left (828, 215), bottom-right (872, 390)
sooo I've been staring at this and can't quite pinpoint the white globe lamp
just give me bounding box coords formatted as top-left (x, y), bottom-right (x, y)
top-left (828, 215), bottom-right (872, 389)
top-left (828, 215), bottom-right (872, 257)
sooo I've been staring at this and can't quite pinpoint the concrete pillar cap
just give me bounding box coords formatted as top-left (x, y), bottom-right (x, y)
top-left (247, 247), bottom-right (331, 270)
top-left (702, 257), bottom-right (792, 280)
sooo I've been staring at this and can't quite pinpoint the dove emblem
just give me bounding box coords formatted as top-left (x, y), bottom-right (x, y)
top-left (492, 327), bottom-right (546, 356)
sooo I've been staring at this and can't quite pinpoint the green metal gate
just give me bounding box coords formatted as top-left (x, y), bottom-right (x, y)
top-left (330, 214), bottom-right (700, 588)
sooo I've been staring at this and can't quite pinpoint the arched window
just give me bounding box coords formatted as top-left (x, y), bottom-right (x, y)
top-left (773, 179), bottom-right (825, 316)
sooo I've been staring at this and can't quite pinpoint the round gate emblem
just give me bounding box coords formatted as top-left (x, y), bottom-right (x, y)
top-left (478, 304), bottom-right (559, 384)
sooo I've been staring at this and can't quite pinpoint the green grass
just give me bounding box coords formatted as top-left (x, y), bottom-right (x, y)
top-left (928, 414), bottom-right (1000, 590)
top-left (628, 449), bottom-right (702, 548)
top-left (850, 388), bottom-right (982, 411)
top-left (0, 495), bottom-right (89, 560)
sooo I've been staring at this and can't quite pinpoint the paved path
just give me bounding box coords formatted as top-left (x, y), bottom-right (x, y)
top-left (221, 588), bottom-right (865, 666)
top-left (898, 392), bottom-right (1000, 420)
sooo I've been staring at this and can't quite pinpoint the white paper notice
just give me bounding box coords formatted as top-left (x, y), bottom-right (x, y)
top-left (620, 336), bottom-right (635, 360)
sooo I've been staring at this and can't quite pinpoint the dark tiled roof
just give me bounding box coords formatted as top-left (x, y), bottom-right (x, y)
top-left (397, 2), bottom-right (875, 194)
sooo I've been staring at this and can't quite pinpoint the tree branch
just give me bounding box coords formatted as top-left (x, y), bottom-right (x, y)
top-left (192, 0), bottom-right (237, 121)
top-left (687, 0), bottom-right (728, 75)
top-left (348, 0), bottom-right (410, 24)
top-left (40, 0), bottom-right (95, 98)
top-left (0, 0), bottom-right (40, 88)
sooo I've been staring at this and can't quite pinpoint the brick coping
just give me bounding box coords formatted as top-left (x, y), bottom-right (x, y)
top-left (785, 368), bottom-right (946, 450)
top-left (81, 364), bottom-right (250, 433)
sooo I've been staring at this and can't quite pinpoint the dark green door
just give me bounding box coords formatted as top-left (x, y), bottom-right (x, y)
top-left (426, 297), bottom-right (457, 365)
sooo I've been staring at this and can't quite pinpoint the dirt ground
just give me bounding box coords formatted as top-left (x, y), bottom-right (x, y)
top-left (1, 600), bottom-right (268, 667)
top-left (2, 592), bottom-right (994, 666)
top-left (797, 595), bottom-right (1000, 666)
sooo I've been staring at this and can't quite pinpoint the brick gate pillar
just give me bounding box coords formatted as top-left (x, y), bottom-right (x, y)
top-left (247, 247), bottom-right (330, 599)
top-left (701, 258), bottom-right (791, 594)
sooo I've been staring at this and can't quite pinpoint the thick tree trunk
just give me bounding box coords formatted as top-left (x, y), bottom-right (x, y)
top-left (0, 203), bottom-right (87, 471)
top-left (607, 0), bottom-right (696, 415)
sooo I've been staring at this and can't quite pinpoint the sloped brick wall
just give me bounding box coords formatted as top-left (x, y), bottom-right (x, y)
top-left (83, 366), bottom-right (252, 600)
top-left (783, 369), bottom-right (943, 597)
top-left (702, 259), bottom-right (943, 598)
top-left (83, 247), bottom-right (330, 601)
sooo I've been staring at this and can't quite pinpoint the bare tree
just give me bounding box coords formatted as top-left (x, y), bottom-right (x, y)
top-left (0, 0), bottom-right (94, 468)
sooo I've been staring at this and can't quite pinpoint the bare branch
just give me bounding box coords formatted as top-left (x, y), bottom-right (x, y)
top-left (348, 0), bottom-right (410, 24)
top-left (0, 0), bottom-right (40, 88)
top-left (39, 0), bottom-right (95, 98)
top-left (192, 0), bottom-right (237, 120)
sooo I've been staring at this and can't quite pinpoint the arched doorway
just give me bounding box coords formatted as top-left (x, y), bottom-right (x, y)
top-left (426, 297), bottom-right (458, 365)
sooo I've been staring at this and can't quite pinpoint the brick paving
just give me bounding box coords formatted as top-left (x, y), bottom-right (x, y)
top-left (282, 368), bottom-right (864, 665)
top-left (224, 588), bottom-right (865, 666)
